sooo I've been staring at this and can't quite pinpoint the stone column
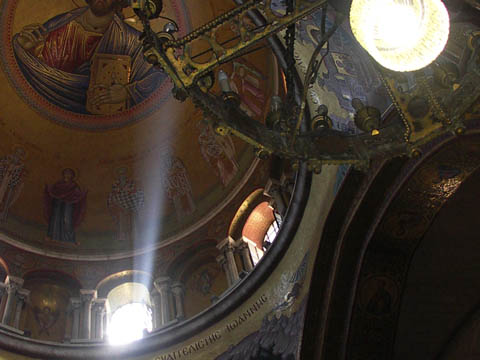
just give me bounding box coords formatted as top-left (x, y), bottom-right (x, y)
top-left (92, 298), bottom-right (107, 340)
top-left (64, 301), bottom-right (72, 342)
top-left (216, 254), bottom-right (232, 287)
top-left (171, 282), bottom-right (185, 321)
top-left (153, 277), bottom-right (171, 326)
top-left (1, 276), bottom-right (23, 326)
top-left (102, 310), bottom-right (107, 339)
top-left (264, 178), bottom-right (287, 216)
top-left (0, 282), bottom-right (6, 325)
top-left (0, 283), bottom-right (6, 305)
top-left (79, 290), bottom-right (96, 340)
top-left (217, 237), bottom-right (239, 286)
top-left (151, 289), bottom-right (162, 329)
top-left (69, 298), bottom-right (82, 340)
top-left (235, 238), bottom-right (254, 272)
top-left (13, 289), bottom-right (29, 329)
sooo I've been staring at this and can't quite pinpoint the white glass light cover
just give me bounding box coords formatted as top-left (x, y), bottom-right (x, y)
top-left (350, 0), bottom-right (450, 72)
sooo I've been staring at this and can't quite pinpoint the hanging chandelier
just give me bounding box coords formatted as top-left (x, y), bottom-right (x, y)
top-left (129, 0), bottom-right (480, 171)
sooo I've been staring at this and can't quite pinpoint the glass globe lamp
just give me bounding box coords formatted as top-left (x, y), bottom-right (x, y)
top-left (350, 0), bottom-right (450, 72)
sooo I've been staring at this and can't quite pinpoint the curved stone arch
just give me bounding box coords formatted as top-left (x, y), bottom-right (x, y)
top-left (22, 269), bottom-right (82, 291)
top-left (96, 270), bottom-right (154, 299)
top-left (347, 136), bottom-right (480, 360)
top-left (0, 256), bottom-right (9, 281)
top-left (164, 239), bottom-right (218, 281)
top-left (161, 239), bottom-right (228, 319)
top-left (177, 254), bottom-right (219, 285)
top-left (227, 188), bottom-right (268, 241)
top-left (301, 129), bottom-right (480, 359)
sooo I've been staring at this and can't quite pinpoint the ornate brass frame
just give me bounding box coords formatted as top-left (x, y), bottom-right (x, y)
top-left (132, 0), bottom-right (480, 169)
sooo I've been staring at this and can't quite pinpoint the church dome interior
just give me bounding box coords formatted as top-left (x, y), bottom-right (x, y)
top-left (0, 0), bottom-right (478, 359)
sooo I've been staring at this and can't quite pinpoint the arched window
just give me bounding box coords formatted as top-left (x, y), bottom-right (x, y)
top-left (106, 282), bottom-right (153, 345)
top-left (263, 211), bottom-right (283, 249)
top-left (242, 201), bottom-right (280, 265)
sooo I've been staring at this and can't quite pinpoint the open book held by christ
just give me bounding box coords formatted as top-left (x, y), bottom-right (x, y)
top-left (86, 54), bottom-right (131, 115)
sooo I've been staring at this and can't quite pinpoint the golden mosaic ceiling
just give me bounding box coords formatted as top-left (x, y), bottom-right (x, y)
top-left (0, 0), bottom-right (278, 258)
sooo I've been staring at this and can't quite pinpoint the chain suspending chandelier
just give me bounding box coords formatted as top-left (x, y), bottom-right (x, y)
top-left (129, 0), bottom-right (480, 172)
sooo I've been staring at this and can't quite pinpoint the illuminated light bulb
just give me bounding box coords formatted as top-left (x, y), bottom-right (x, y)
top-left (350, 0), bottom-right (450, 72)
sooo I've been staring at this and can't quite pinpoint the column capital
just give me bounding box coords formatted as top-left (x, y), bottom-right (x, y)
top-left (216, 236), bottom-right (235, 251)
top-left (153, 277), bottom-right (171, 293)
top-left (17, 288), bottom-right (30, 302)
top-left (69, 297), bottom-right (82, 309)
top-left (5, 276), bottom-right (24, 286)
top-left (151, 287), bottom-right (160, 298)
top-left (79, 289), bottom-right (97, 303)
top-left (5, 276), bottom-right (23, 293)
top-left (237, 237), bottom-right (254, 272)
top-left (234, 238), bottom-right (249, 250)
top-left (93, 298), bottom-right (107, 311)
top-left (170, 282), bottom-right (185, 296)
top-left (216, 254), bottom-right (226, 265)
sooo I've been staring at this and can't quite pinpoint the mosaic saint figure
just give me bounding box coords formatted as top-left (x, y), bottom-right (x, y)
top-left (366, 280), bottom-right (393, 316)
top-left (107, 167), bottom-right (144, 242)
top-left (13, 0), bottom-right (164, 114)
top-left (198, 123), bottom-right (239, 186)
top-left (229, 61), bottom-right (266, 117)
top-left (161, 157), bottom-right (195, 221)
top-left (191, 266), bottom-right (220, 296)
top-left (0, 147), bottom-right (27, 222)
top-left (33, 306), bottom-right (59, 336)
top-left (44, 169), bottom-right (87, 244)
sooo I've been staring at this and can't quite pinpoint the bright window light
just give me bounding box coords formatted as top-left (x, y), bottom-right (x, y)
top-left (108, 303), bottom-right (153, 345)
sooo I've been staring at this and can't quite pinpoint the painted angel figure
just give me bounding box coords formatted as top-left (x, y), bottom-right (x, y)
top-left (0, 147), bottom-right (27, 222)
top-left (198, 123), bottom-right (239, 186)
top-left (33, 306), bottom-right (59, 336)
top-left (107, 167), bottom-right (144, 242)
top-left (161, 157), bottom-right (195, 222)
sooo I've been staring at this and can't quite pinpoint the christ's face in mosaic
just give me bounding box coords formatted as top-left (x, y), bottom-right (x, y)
top-left (88, 0), bottom-right (117, 16)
